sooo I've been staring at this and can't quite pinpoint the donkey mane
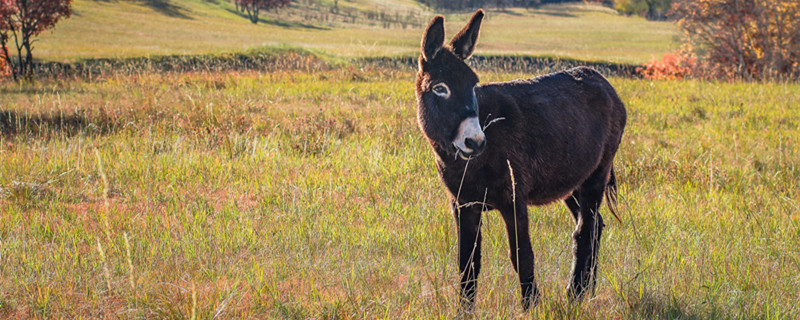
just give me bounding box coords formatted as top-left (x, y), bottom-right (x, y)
top-left (414, 10), bottom-right (627, 311)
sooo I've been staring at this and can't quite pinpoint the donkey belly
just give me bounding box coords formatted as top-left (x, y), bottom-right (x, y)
top-left (522, 126), bottom-right (606, 206)
top-left (525, 160), bottom-right (601, 205)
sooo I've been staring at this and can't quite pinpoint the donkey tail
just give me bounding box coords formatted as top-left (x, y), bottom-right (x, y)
top-left (605, 166), bottom-right (622, 223)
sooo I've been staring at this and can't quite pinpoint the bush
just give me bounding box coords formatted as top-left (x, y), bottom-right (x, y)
top-left (615, 0), bottom-right (648, 16)
top-left (638, 47), bottom-right (696, 80)
top-left (671, 0), bottom-right (800, 81)
top-left (614, 0), bottom-right (672, 20)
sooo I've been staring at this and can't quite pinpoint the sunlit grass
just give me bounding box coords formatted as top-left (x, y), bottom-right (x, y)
top-left (1, 67), bottom-right (798, 318)
top-left (35, 1), bottom-right (677, 64)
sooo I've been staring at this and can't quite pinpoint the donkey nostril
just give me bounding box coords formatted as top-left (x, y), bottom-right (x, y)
top-left (465, 137), bottom-right (484, 151)
top-left (464, 138), bottom-right (476, 150)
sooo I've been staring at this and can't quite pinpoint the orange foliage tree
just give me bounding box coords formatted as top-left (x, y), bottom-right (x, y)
top-left (671, 0), bottom-right (800, 81)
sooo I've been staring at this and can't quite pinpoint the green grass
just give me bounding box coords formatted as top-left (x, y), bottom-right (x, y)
top-left (1, 66), bottom-right (798, 318)
top-left (34, 1), bottom-right (677, 64)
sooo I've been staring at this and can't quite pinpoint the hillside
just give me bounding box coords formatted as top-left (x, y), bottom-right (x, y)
top-left (36, 0), bottom-right (678, 64)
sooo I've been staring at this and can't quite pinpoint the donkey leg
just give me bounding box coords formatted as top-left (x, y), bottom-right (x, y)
top-left (565, 191), bottom-right (581, 223)
top-left (567, 169), bottom-right (608, 302)
top-left (454, 203), bottom-right (483, 311)
top-left (500, 202), bottom-right (539, 310)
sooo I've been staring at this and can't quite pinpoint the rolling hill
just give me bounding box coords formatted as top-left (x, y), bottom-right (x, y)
top-left (36, 0), bottom-right (678, 64)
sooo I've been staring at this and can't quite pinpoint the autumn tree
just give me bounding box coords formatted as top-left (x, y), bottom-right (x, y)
top-left (235, 0), bottom-right (290, 24)
top-left (0, 50), bottom-right (8, 78)
top-left (671, 0), bottom-right (800, 81)
top-left (0, 0), bottom-right (72, 81)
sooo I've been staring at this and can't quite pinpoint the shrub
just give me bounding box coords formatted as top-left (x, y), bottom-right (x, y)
top-left (638, 47), bottom-right (696, 80)
top-left (671, 0), bottom-right (800, 81)
top-left (615, 0), bottom-right (649, 16)
top-left (614, 0), bottom-right (672, 20)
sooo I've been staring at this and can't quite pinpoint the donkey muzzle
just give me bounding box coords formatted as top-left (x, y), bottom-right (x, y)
top-left (453, 117), bottom-right (486, 159)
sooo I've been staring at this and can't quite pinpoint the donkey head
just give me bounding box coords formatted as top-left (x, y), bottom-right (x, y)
top-left (415, 10), bottom-right (485, 160)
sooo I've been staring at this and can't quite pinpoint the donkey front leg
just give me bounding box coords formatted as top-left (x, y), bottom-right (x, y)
top-left (566, 170), bottom-right (608, 302)
top-left (500, 201), bottom-right (539, 310)
top-left (454, 203), bottom-right (483, 311)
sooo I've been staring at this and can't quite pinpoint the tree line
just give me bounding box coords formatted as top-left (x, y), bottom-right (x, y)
top-left (416, 0), bottom-right (673, 20)
top-left (612, 0), bottom-right (673, 20)
top-left (416, 0), bottom-right (568, 11)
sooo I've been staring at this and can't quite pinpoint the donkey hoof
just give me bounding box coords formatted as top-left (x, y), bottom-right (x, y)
top-left (521, 285), bottom-right (540, 311)
top-left (566, 284), bottom-right (588, 304)
top-left (521, 295), bottom-right (539, 311)
top-left (458, 297), bottom-right (476, 315)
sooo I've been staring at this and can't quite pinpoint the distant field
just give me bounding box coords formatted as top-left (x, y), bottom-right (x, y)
top-left (36, 0), bottom-right (677, 64)
top-left (1, 65), bottom-right (798, 318)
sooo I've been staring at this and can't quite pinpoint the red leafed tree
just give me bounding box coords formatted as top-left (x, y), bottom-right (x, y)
top-left (0, 0), bottom-right (72, 81)
top-left (0, 50), bottom-right (8, 78)
top-left (235, 0), bottom-right (290, 24)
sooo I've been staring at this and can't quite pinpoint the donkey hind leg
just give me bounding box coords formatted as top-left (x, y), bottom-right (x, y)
top-left (566, 168), bottom-right (608, 302)
top-left (500, 201), bottom-right (539, 310)
top-left (455, 203), bottom-right (483, 312)
top-left (565, 191), bottom-right (581, 223)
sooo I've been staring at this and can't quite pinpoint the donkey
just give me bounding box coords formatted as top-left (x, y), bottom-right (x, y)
top-left (414, 10), bottom-right (627, 310)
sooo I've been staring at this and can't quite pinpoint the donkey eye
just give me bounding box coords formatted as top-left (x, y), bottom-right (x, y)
top-left (432, 83), bottom-right (450, 98)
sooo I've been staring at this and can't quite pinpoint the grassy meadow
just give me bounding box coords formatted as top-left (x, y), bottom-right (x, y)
top-left (37, 0), bottom-right (677, 64)
top-left (1, 63), bottom-right (798, 318)
top-left (1, 0), bottom-right (799, 319)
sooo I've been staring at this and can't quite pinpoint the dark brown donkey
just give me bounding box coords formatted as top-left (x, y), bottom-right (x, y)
top-left (414, 10), bottom-right (627, 310)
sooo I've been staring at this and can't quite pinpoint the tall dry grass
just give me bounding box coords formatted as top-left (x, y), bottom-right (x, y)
top-left (0, 67), bottom-right (798, 318)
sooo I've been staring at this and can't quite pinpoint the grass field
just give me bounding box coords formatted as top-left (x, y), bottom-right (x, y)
top-left (1, 63), bottom-right (798, 318)
top-left (1, 0), bottom-right (797, 318)
top-left (35, 0), bottom-right (677, 64)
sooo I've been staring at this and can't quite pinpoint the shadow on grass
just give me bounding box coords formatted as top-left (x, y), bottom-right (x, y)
top-left (627, 291), bottom-right (731, 320)
top-left (224, 8), bottom-right (329, 30)
top-left (537, 10), bottom-right (578, 18)
top-left (494, 9), bottom-right (524, 16)
top-left (128, 0), bottom-right (193, 19)
top-left (0, 110), bottom-right (111, 137)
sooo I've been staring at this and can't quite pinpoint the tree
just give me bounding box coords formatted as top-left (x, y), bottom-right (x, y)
top-left (515, 0), bottom-right (541, 10)
top-left (235, 0), bottom-right (291, 24)
top-left (0, 50), bottom-right (8, 78)
top-left (671, 0), bottom-right (800, 80)
top-left (0, 0), bottom-right (72, 81)
top-left (615, 0), bottom-right (672, 20)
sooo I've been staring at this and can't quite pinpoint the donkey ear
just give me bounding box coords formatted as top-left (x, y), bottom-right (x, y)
top-left (450, 9), bottom-right (484, 60)
top-left (422, 16), bottom-right (445, 62)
